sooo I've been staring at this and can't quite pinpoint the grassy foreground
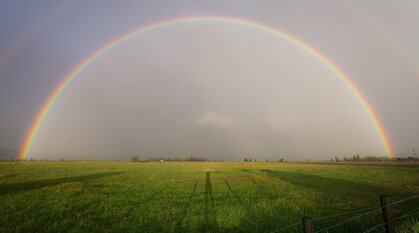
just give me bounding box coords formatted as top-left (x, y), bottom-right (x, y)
top-left (0, 162), bottom-right (418, 233)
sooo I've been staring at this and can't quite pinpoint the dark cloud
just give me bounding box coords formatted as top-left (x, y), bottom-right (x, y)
top-left (1, 1), bottom-right (419, 160)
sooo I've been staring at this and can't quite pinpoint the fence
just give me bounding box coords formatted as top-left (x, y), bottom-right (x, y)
top-left (269, 194), bottom-right (419, 233)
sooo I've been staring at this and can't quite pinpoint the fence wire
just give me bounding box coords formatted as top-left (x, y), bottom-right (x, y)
top-left (314, 194), bottom-right (419, 233)
top-left (268, 222), bottom-right (300, 233)
top-left (391, 194), bottom-right (419, 205)
top-left (395, 206), bottom-right (419, 221)
top-left (314, 208), bottom-right (382, 233)
top-left (361, 222), bottom-right (385, 233)
top-left (313, 206), bottom-right (378, 221)
top-left (362, 205), bottom-right (419, 233)
top-left (267, 194), bottom-right (419, 233)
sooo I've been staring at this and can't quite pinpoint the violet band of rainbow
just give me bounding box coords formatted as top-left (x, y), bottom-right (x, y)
top-left (19, 16), bottom-right (394, 160)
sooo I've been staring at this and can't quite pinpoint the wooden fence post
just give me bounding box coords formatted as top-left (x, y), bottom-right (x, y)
top-left (302, 216), bottom-right (313, 233)
top-left (380, 194), bottom-right (396, 233)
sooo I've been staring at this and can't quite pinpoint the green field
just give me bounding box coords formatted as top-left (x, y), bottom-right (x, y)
top-left (1, 162), bottom-right (418, 233)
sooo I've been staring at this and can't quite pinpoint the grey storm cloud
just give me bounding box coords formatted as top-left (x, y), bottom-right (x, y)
top-left (1, 0), bottom-right (419, 160)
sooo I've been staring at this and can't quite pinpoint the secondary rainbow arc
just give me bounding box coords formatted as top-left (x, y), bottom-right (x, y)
top-left (19, 16), bottom-right (394, 160)
top-left (0, 0), bottom-right (80, 73)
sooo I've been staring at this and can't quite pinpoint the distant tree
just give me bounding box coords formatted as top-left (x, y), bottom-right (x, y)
top-left (244, 158), bottom-right (248, 162)
top-left (131, 156), bottom-right (139, 162)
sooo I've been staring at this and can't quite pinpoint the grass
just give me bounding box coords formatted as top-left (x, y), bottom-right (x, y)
top-left (0, 161), bottom-right (418, 232)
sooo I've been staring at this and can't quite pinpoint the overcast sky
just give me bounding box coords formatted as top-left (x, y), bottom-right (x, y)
top-left (1, 0), bottom-right (419, 161)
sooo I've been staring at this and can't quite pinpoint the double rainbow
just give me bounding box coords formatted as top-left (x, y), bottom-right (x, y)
top-left (0, 0), bottom-right (79, 73)
top-left (19, 16), bottom-right (394, 160)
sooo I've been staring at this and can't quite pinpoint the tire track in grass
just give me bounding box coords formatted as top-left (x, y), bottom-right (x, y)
top-left (175, 181), bottom-right (198, 233)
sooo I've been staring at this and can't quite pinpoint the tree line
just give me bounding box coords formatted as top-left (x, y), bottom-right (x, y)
top-left (332, 154), bottom-right (418, 163)
top-left (131, 156), bottom-right (223, 162)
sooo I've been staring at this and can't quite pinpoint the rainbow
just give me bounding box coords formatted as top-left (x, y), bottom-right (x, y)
top-left (332, 1), bottom-right (419, 81)
top-left (0, 0), bottom-right (79, 73)
top-left (19, 16), bottom-right (394, 160)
